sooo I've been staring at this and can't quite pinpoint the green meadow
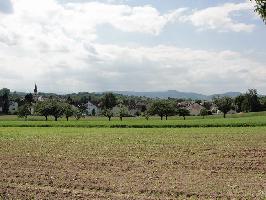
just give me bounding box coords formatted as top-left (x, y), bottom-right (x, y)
top-left (1, 112), bottom-right (266, 128)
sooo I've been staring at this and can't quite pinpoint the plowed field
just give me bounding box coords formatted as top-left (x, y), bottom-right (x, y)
top-left (0, 127), bottom-right (265, 199)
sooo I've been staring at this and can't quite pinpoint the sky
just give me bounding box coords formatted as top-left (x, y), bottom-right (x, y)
top-left (0, 0), bottom-right (265, 94)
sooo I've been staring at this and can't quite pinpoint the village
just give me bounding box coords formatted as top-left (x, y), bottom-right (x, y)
top-left (0, 84), bottom-right (239, 119)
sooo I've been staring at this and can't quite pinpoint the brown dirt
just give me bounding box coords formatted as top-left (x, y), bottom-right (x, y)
top-left (0, 128), bottom-right (265, 199)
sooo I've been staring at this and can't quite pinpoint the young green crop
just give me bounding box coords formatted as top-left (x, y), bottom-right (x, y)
top-left (1, 115), bottom-right (266, 128)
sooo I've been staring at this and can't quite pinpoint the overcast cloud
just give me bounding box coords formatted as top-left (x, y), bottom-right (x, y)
top-left (0, 0), bottom-right (265, 94)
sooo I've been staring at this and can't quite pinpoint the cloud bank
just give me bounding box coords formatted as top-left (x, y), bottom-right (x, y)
top-left (182, 2), bottom-right (255, 32)
top-left (0, 0), bottom-right (265, 94)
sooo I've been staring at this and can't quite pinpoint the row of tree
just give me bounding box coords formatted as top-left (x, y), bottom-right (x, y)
top-left (10, 88), bottom-right (266, 121)
top-left (99, 93), bottom-right (194, 121)
top-left (235, 89), bottom-right (261, 113)
top-left (17, 93), bottom-right (131, 121)
top-left (99, 89), bottom-right (266, 120)
top-left (18, 100), bottom-right (83, 121)
top-left (17, 93), bottom-right (190, 121)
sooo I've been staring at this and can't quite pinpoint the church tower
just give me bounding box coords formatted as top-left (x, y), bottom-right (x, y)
top-left (34, 83), bottom-right (38, 95)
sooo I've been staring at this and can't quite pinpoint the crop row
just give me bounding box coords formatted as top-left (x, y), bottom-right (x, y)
top-left (0, 117), bottom-right (266, 128)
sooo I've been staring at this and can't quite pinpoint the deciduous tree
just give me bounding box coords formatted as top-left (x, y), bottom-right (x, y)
top-left (235, 95), bottom-right (245, 113)
top-left (214, 96), bottom-right (233, 118)
top-left (101, 93), bottom-right (117, 109)
top-left (117, 105), bottom-right (129, 121)
top-left (200, 108), bottom-right (208, 119)
top-left (73, 107), bottom-right (83, 120)
top-left (25, 93), bottom-right (34, 104)
top-left (246, 89), bottom-right (261, 112)
top-left (49, 100), bottom-right (64, 121)
top-left (17, 104), bottom-right (31, 120)
top-left (251, 0), bottom-right (266, 23)
top-left (0, 88), bottom-right (10, 114)
top-left (142, 110), bottom-right (151, 120)
top-left (150, 100), bottom-right (176, 120)
top-left (35, 101), bottom-right (51, 121)
top-left (177, 108), bottom-right (190, 120)
top-left (102, 109), bottom-right (113, 121)
top-left (63, 103), bottom-right (74, 121)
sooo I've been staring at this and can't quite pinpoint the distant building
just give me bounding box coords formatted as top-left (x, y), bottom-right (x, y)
top-left (33, 83), bottom-right (38, 102)
top-left (34, 83), bottom-right (38, 95)
top-left (177, 101), bottom-right (191, 108)
top-left (37, 96), bottom-right (45, 102)
top-left (86, 101), bottom-right (99, 116)
top-left (210, 104), bottom-right (237, 115)
top-left (186, 103), bottom-right (204, 116)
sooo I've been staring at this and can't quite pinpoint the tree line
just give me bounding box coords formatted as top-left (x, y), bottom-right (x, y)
top-left (17, 100), bottom-right (83, 121)
top-left (214, 89), bottom-right (263, 118)
top-left (1, 87), bottom-right (266, 121)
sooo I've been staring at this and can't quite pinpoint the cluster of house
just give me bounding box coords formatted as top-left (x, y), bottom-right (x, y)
top-left (86, 101), bottom-right (146, 116)
top-left (1, 98), bottom-right (237, 117)
top-left (87, 101), bottom-right (237, 117)
top-left (0, 85), bottom-right (237, 116)
top-left (177, 102), bottom-right (236, 116)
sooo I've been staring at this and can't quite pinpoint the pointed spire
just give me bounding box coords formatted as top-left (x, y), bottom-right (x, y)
top-left (34, 83), bottom-right (37, 94)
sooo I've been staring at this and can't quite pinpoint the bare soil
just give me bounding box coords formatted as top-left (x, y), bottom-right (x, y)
top-left (0, 127), bottom-right (265, 199)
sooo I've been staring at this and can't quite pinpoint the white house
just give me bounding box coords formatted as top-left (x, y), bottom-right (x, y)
top-left (86, 101), bottom-right (99, 116)
top-left (9, 101), bottom-right (18, 114)
top-left (37, 96), bottom-right (45, 102)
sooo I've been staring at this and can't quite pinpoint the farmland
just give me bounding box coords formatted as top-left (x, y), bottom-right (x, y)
top-left (0, 125), bottom-right (265, 199)
top-left (1, 113), bottom-right (266, 128)
top-left (1, 0), bottom-right (266, 198)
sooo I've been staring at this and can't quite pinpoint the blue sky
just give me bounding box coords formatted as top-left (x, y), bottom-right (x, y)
top-left (0, 0), bottom-right (265, 94)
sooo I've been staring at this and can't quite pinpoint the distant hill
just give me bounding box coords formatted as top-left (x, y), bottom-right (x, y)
top-left (11, 91), bottom-right (27, 96)
top-left (8, 89), bottom-right (242, 100)
top-left (114, 90), bottom-right (242, 100)
top-left (209, 92), bottom-right (242, 99)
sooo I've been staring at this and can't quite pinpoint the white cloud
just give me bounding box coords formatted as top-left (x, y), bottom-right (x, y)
top-left (0, 0), bottom-right (265, 94)
top-left (0, 0), bottom-right (187, 61)
top-left (1, 38), bottom-right (265, 94)
top-left (182, 2), bottom-right (255, 32)
top-left (0, 0), bottom-right (184, 39)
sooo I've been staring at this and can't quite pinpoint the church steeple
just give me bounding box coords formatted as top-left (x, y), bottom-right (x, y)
top-left (34, 83), bottom-right (38, 95)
